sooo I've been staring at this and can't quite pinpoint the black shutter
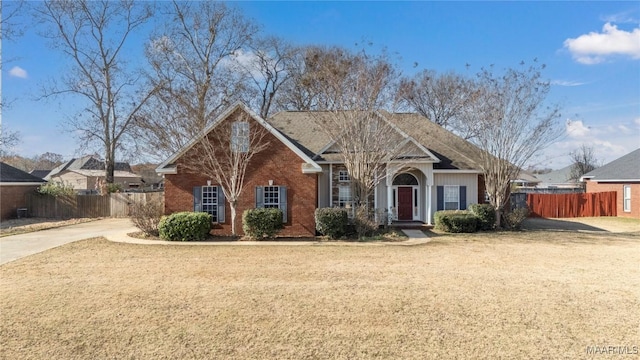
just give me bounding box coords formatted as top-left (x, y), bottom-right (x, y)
top-left (255, 186), bottom-right (264, 208)
top-left (459, 186), bottom-right (467, 210)
top-left (217, 187), bottom-right (225, 222)
top-left (279, 186), bottom-right (287, 223)
top-left (193, 186), bottom-right (202, 212)
top-left (436, 186), bottom-right (444, 211)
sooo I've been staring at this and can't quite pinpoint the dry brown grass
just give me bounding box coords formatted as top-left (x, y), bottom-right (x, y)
top-left (0, 218), bottom-right (98, 237)
top-left (1, 230), bottom-right (639, 359)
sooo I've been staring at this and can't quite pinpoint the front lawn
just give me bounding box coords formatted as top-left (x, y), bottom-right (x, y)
top-left (1, 230), bottom-right (638, 359)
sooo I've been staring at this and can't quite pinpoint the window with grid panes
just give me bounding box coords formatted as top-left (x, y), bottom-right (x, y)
top-left (338, 186), bottom-right (351, 208)
top-left (338, 170), bottom-right (350, 182)
top-left (202, 186), bottom-right (218, 221)
top-left (263, 186), bottom-right (280, 208)
top-left (231, 121), bottom-right (249, 153)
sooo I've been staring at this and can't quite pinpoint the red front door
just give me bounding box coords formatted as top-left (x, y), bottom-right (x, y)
top-left (397, 187), bottom-right (413, 220)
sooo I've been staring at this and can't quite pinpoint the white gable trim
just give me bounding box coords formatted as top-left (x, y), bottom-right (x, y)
top-left (375, 111), bottom-right (441, 163)
top-left (313, 111), bottom-right (441, 164)
top-left (156, 102), bottom-right (322, 175)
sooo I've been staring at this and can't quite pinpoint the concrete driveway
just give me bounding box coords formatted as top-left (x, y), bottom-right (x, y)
top-left (0, 218), bottom-right (137, 265)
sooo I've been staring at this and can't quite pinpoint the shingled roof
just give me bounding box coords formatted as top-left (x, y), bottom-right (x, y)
top-left (0, 162), bottom-right (47, 183)
top-left (46, 155), bottom-right (133, 180)
top-left (582, 148), bottom-right (640, 181)
top-left (268, 110), bottom-right (483, 171)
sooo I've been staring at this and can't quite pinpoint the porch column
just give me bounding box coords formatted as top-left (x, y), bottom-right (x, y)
top-left (426, 184), bottom-right (433, 225)
top-left (386, 166), bottom-right (393, 225)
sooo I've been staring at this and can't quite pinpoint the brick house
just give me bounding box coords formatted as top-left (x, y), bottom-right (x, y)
top-left (582, 148), bottom-right (640, 219)
top-left (0, 162), bottom-right (46, 220)
top-left (157, 102), bottom-right (486, 236)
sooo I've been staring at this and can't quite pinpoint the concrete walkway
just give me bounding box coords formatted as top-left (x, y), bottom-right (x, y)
top-left (0, 218), bottom-right (137, 265)
top-left (1, 219), bottom-right (430, 265)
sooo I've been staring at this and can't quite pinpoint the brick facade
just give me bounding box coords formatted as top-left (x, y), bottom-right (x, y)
top-left (0, 185), bottom-right (40, 220)
top-left (164, 109), bottom-right (318, 237)
top-left (585, 180), bottom-right (640, 218)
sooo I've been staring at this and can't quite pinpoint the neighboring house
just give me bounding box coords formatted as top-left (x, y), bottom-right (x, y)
top-left (46, 155), bottom-right (142, 193)
top-left (157, 102), bottom-right (486, 237)
top-left (131, 163), bottom-right (164, 191)
top-left (0, 162), bottom-right (46, 220)
top-left (582, 148), bottom-right (640, 219)
top-left (511, 171), bottom-right (541, 189)
top-left (535, 165), bottom-right (583, 191)
top-left (30, 169), bottom-right (52, 180)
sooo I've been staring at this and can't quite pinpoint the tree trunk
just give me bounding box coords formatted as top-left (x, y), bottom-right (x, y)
top-left (230, 203), bottom-right (237, 236)
top-left (105, 154), bottom-right (115, 184)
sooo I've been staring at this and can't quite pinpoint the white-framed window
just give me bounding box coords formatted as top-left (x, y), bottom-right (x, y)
top-left (444, 185), bottom-right (460, 210)
top-left (263, 186), bottom-right (280, 208)
top-left (256, 185), bottom-right (287, 222)
top-left (202, 186), bottom-right (218, 222)
top-left (231, 121), bottom-right (249, 153)
top-left (623, 185), bottom-right (631, 212)
top-left (338, 170), bottom-right (350, 182)
top-left (338, 186), bottom-right (352, 208)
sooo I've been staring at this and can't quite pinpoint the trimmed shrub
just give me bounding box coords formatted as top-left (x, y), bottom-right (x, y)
top-left (130, 199), bottom-right (163, 236)
top-left (315, 207), bottom-right (349, 239)
top-left (242, 208), bottom-right (283, 239)
top-left (158, 212), bottom-right (211, 241)
top-left (469, 203), bottom-right (496, 231)
top-left (502, 207), bottom-right (530, 230)
top-left (434, 210), bottom-right (478, 233)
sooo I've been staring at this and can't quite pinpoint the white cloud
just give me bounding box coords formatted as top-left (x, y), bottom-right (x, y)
top-left (601, 10), bottom-right (638, 24)
top-left (9, 66), bottom-right (28, 78)
top-left (634, 117), bottom-right (640, 127)
top-left (618, 124), bottom-right (631, 133)
top-left (565, 119), bottom-right (590, 138)
top-left (564, 23), bottom-right (640, 64)
top-left (551, 79), bottom-right (586, 87)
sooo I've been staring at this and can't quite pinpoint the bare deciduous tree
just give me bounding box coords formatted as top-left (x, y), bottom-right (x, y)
top-left (135, 0), bottom-right (258, 161)
top-left (181, 110), bottom-right (270, 235)
top-left (396, 70), bottom-right (479, 139)
top-left (278, 46), bottom-right (363, 111)
top-left (36, 0), bottom-right (155, 183)
top-left (0, 127), bottom-right (20, 159)
top-left (234, 36), bottom-right (298, 119)
top-left (308, 48), bottom-right (405, 235)
top-left (468, 62), bottom-right (563, 226)
top-left (569, 144), bottom-right (599, 181)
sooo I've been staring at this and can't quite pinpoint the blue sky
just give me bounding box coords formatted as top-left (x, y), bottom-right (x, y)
top-left (2, 1), bottom-right (639, 169)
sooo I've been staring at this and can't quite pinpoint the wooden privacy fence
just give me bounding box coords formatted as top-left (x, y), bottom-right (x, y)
top-left (525, 191), bottom-right (617, 218)
top-left (26, 192), bottom-right (163, 219)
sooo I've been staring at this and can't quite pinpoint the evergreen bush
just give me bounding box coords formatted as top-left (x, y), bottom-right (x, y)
top-left (434, 210), bottom-right (478, 233)
top-left (242, 208), bottom-right (283, 239)
top-left (469, 203), bottom-right (496, 231)
top-left (158, 212), bottom-right (211, 241)
top-left (315, 207), bottom-right (349, 239)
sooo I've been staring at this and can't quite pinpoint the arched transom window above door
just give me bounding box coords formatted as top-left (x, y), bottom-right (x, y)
top-left (393, 173), bottom-right (418, 186)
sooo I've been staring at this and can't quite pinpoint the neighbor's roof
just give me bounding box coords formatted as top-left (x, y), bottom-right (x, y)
top-left (582, 148), bottom-right (640, 182)
top-left (30, 169), bottom-right (51, 180)
top-left (46, 155), bottom-right (132, 180)
top-left (61, 170), bottom-right (142, 179)
top-left (0, 162), bottom-right (47, 183)
top-left (537, 165), bottom-right (577, 185)
top-left (269, 110), bottom-right (483, 171)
